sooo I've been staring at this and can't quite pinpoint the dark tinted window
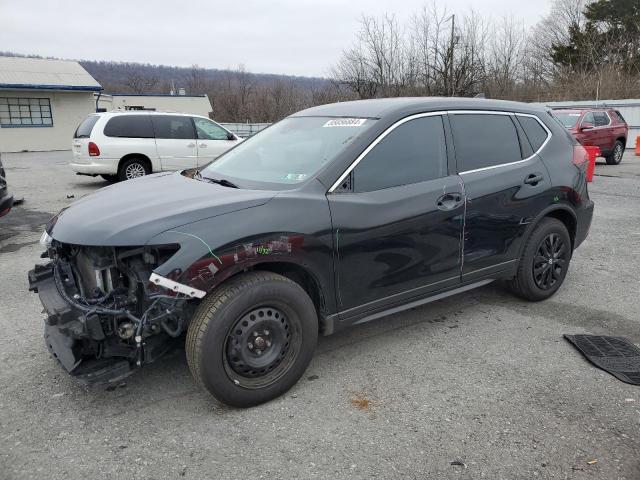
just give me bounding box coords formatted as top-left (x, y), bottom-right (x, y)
top-left (74, 115), bottom-right (100, 138)
top-left (104, 115), bottom-right (154, 138)
top-left (594, 112), bottom-right (610, 127)
top-left (450, 114), bottom-right (521, 171)
top-left (518, 116), bottom-right (549, 152)
top-left (353, 116), bottom-right (447, 193)
top-left (152, 115), bottom-right (195, 139)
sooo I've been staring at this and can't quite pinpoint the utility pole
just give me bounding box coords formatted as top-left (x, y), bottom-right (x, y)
top-left (450, 14), bottom-right (456, 97)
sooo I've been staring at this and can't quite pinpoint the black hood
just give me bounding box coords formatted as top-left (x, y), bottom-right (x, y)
top-left (49, 172), bottom-right (277, 246)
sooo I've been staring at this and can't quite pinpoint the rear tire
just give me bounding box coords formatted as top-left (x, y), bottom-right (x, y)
top-left (100, 174), bottom-right (118, 183)
top-left (118, 157), bottom-right (150, 181)
top-left (186, 271), bottom-right (318, 408)
top-left (606, 140), bottom-right (624, 165)
top-left (508, 218), bottom-right (571, 301)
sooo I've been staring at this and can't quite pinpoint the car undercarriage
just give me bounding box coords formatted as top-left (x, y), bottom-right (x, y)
top-left (28, 241), bottom-right (195, 384)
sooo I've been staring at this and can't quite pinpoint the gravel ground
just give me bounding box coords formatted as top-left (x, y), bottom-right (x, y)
top-left (1, 151), bottom-right (639, 480)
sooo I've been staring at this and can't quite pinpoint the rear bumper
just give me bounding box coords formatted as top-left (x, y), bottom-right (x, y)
top-left (70, 160), bottom-right (118, 175)
top-left (575, 199), bottom-right (594, 249)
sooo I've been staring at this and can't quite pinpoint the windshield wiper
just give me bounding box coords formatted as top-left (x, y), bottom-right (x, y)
top-left (195, 171), bottom-right (239, 189)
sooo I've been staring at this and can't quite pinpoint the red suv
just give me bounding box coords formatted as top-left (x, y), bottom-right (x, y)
top-left (553, 108), bottom-right (628, 165)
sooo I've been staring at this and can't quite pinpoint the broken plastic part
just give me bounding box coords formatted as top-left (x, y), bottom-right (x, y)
top-left (149, 272), bottom-right (206, 299)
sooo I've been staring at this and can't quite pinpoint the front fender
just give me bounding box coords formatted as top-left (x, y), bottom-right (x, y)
top-left (146, 194), bottom-right (336, 313)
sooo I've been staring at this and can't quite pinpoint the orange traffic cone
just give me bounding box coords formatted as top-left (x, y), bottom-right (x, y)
top-left (635, 135), bottom-right (640, 156)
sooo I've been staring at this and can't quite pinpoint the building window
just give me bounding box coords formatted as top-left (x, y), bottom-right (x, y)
top-left (0, 97), bottom-right (53, 127)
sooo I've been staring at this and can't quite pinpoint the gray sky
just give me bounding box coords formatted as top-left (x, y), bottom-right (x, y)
top-left (0, 0), bottom-right (552, 77)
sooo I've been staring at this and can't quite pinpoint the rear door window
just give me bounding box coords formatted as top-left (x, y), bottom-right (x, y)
top-left (449, 113), bottom-right (522, 172)
top-left (152, 115), bottom-right (196, 139)
top-left (594, 112), bottom-right (610, 127)
top-left (582, 112), bottom-right (595, 126)
top-left (74, 115), bottom-right (100, 138)
top-left (104, 115), bottom-right (154, 138)
top-left (517, 116), bottom-right (549, 152)
top-left (352, 115), bottom-right (447, 193)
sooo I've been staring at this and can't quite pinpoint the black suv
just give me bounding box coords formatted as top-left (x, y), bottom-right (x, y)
top-left (29, 98), bottom-right (594, 407)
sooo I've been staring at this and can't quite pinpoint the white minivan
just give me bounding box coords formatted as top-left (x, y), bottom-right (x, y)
top-left (71, 111), bottom-right (242, 182)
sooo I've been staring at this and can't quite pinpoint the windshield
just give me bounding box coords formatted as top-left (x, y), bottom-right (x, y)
top-left (553, 112), bottom-right (581, 128)
top-left (201, 116), bottom-right (376, 189)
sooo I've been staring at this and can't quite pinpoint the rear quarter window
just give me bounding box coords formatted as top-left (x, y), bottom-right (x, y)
top-left (74, 115), bottom-right (100, 138)
top-left (614, 110), bottom-right (627, 123)
top-left (104, 115), bottom-right (154, 138)
top-left (517, 116), bottom-right (549, 152)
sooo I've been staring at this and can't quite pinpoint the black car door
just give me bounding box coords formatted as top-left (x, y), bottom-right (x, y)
top-left (448, 111), bottom-right (552, 282)
top-left (326, 114), bottom-right (464, 319)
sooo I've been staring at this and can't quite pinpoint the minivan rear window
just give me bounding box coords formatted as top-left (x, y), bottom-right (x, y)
top-left (104, 115), bottom-right (154, 138)
top-left (74, 115), bottom-right (100, 138)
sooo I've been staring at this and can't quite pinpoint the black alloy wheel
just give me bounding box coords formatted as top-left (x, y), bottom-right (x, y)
top-left (532, 232), bottom-right (568, 290)
top-left (508, 217), bottom-right (572, 301)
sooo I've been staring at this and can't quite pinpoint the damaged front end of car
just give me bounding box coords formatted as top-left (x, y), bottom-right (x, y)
top-left (28, 240), bottom-right (199, 385)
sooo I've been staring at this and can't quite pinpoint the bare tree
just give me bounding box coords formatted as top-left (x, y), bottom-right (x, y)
top-left (125, 71), bottom-right (159, 94)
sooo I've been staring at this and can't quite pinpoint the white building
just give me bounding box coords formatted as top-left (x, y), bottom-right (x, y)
top-left (0, 56), bottom-right (102, 152)
top-left (97, 93), bottom-right (212, 117)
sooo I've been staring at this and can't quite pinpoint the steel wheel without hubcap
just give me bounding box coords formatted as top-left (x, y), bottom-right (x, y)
top-left (223, 305), bottom-right (302, 389)
top-left (125, 162), bottom-right (147, 179)
top-left (533, 233), bottom-right (567, 290)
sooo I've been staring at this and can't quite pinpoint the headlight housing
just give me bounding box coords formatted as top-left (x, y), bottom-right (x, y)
top-left (39, 230), bottom-right (53, 247)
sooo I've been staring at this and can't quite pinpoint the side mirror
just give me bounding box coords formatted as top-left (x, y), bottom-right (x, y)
top-left (581, 122), bottom-right (594, 131)
top-left (227, 133), bottom-right (236, 141)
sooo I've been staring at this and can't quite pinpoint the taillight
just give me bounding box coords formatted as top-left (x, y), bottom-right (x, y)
top-left (88, 142), bottom-right (100, 157)
top-left (572, 145), bottom-right (588, 166)
top-left (574, 145), bottom-right (598, 183)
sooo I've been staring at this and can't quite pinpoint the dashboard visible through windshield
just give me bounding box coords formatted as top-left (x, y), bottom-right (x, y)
top-left (200, 116), bottom-right (376, 189)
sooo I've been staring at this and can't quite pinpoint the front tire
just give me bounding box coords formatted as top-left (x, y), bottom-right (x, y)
top-left (186, 271), bottom-right (318, 408)
top-left (606, 140), bottom-right (624, 165)
top-left (508, 218), bottom-right (572, 301)
top-left (118, 157), bottom-right (150, 181)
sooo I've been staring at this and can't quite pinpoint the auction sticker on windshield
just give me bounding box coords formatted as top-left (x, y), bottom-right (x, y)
top-left (323, 118), bottom-right (368, 127)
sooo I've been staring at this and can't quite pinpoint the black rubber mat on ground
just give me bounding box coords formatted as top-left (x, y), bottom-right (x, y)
top-left (564, 335), bottom-right (640, 385)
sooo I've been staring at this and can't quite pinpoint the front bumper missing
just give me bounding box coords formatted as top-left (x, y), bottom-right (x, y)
top-left (28, 263), bottom-right (135, 385)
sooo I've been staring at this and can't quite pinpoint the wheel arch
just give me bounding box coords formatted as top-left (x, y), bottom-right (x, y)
top-left (118, 153), bottom-right (152, 174)
top-left (207, 259), bottom-right (331, 334)
top-left (519, 205), bottom-right (577, 258)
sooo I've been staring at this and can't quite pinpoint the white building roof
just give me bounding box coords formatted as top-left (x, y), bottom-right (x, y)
top-left (0, 56), bottom-right (102, 91)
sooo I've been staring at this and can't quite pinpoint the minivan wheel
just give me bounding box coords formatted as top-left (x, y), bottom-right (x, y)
top-left (118, 157), bottom-right (150, 181)
top-left (508, 218), bottom-right (571, 301)
top-left (606, 140), bottom-right (624, 165)
top-left (186, 271), bottom-right (318, 408)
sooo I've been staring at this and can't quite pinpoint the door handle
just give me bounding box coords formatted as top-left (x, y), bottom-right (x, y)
top-left (187, 143), bottom-right (196, 148)
top-left (198, 143), bottom-right (207, 148)
top-left (524, 173), bottom-right (544, 186)
top-left (436, 193), bottom-right (463, 211)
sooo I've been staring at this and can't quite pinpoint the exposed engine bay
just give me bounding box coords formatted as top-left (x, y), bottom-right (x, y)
top-left (28, 241), bottom-right (196, 385)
